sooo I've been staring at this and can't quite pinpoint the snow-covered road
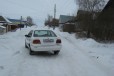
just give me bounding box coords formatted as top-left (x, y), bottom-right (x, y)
top-left (0, 26), bottom-right (114, 76)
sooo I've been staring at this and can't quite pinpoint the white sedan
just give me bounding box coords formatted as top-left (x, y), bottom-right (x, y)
top-left (25, 30), bottom-right (62, 55)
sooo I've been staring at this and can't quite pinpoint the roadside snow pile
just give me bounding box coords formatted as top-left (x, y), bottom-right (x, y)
top-left (79, 38), bottom-right (99, 47)
top-left (79, 38), bottom-right (114, 48)
top-left (0, 26), bottom-right (34, 76)
top-left (54, 27), bottom-right (114, 47)
top-left (53, 27), bottom-right (114, 75)
top-left (59, 31), bottom-right (114, 48)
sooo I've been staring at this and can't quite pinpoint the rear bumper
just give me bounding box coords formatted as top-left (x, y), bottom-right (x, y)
top-left (30, 44), bottom-right (62, 51)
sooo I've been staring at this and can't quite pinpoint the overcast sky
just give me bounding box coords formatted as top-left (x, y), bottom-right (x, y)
top-left (0, 0), bottom-right (78, 25)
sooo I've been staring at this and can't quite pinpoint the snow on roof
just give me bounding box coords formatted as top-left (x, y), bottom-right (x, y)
top-left (0, 25), bottom-right (6, 28)
top-left (0, 23), bottom-right (3, 26)
top-left (0, 15), bottom-right (12, 23)
top-left (59, 15), bottom-right (74, 23)
top-left (8, 18), bottom-right (21, 22)
top-left (3, 16), bottom-right (12, 23)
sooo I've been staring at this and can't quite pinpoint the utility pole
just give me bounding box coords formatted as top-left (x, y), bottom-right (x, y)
top-left (20, 16), bottom-right (22, 30)
top-left (53, 4), bottom-right (56, 30)
top-left (54, 4), bottom-right (56, 19)
top-left (20, 16), bottom-right (22, 24)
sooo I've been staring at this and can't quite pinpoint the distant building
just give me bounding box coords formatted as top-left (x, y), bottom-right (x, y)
top-left (0, 23), bottom-right (6, 34)
top-left (8, 19), bottom-right (21, 25)
top-left (98, 0), bottom-right (114, 22)
top-left (96, 0), bottom-right (114, 40)
top-left (27, 16), bottom-right (33, 26)
top-left (59, 15), bottom-right (75, 32)
top-left (0, 16), bottom-right (12, 34)
top-left (8, 18), bottom-right (28, 28)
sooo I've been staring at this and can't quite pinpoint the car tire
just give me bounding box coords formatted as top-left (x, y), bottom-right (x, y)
top-left (54, 50), bottom-right (60, 55)
top-left (29, 46), bottom-right (34, 55)
top-left (25, 42), bottom-right (28, 48)
top-left (30, 50), bottom-right (34, 55)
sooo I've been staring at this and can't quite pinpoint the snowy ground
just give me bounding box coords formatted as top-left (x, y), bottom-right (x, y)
top-left (0, 26), bottom-right (114, 76)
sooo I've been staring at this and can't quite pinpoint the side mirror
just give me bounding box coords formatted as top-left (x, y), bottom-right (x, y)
top-left (25, 35), bottom-right (31, 37)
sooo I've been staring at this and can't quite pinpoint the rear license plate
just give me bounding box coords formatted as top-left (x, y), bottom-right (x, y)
top-left (43, 39), bottom-right (54, 43)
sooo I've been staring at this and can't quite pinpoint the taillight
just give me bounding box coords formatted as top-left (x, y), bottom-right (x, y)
top-left (56, 39), bottom-right (61, 43)
top-left (33, 39), bottom-right (41, 44)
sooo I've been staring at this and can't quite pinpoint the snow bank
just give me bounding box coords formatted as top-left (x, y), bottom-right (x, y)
top-left (53, 27), bottom-right (114, 75)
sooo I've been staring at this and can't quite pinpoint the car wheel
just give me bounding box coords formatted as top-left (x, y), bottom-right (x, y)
top-left (25, 42), bottom-right (28, 48)
top-left (30, 50), bottom-right (34, 55)
top-left (54, 50), bottom-right (60, 55)
top-left (29, 46), bottom-right (34, 55)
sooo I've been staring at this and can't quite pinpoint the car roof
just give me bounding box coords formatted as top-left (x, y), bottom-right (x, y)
top-left (29, 27), bottom-right (55, 32)
top-left (31, 29), bottom-right (53, 31)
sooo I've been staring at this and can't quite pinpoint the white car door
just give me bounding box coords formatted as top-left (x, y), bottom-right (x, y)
top-left (26, 30), bottom-right (33, 45)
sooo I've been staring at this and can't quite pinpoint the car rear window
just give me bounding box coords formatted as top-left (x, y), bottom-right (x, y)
top-left (34, 30), bottom-right (57, 37)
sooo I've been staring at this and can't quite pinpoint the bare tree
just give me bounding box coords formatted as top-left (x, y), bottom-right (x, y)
top-left (76, 0), bottom-right (105, 12)
top-left (76, 0), bottom-right (105, 38)
top-left (45, 14), bottom-right (59, 28)
top-left (44, 14), bottom-right (53, 27)
top-left (27, 16), bottom-right (34, 26)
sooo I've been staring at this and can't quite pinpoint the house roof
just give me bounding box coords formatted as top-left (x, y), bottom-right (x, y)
top-left (8, 18), bottom-right (21, 23)
top-left (0, 25), bottom-right (6, 28)
top-left (103, 0), bottom-right (114, 11)
top-left (97, 0), bottom-right (114, 20)
top-left (0, 16), bottom-right (12, 23)
top-left (8, 18), bottom-right (27, 24)
top-left (59, 15), bottom-right (74, 23)
top-left (0, 16), bottom-right (6, 23)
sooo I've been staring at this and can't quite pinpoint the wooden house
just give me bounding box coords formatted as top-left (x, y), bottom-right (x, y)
top-left (8, 18), bottom-right (28, 28)
top-left (0, 16), bottom-right (12, 34)
top-left (96, 0), bottom-right (114, 40)
top-left (59, 15), bottom-right (75, 32)
top-left (0, 23), bottom-right (6, 34)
